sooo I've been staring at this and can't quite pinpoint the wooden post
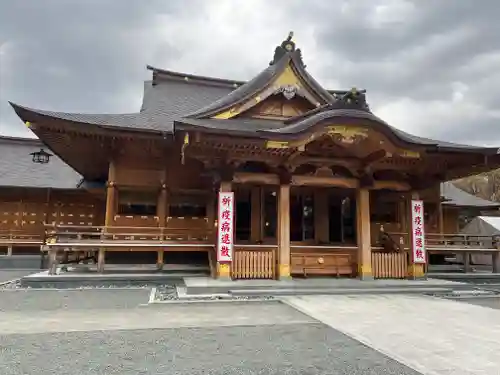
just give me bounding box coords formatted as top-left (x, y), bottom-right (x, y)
top-left (492, 247), bottom-right (500, 274)
top-left (156, 184), bottom-right (168, 270)
top-left (48, 248), bottom-right (58, 275)
top-left (157, 184), bottom-right (168, 225)
top-left (216, 181), bottom-right (232, 279)
top-left (97, 248), bottom-right (105, 273)
top-left (278, 184), bottom-right (291, 280)
top-left (408, 191), bottom-right (426, 279)
top-left (356, 188), bottom-right (372, 279)
top-left (104, 187), bottom-right (116, 226)
top-left (250, 187), bottom-right (262, 243)
top-left (438, 201), bottom-right (444, 236)
top-left (101, 161), bottom-right (117, 274)
top-left (157, 250), bottom-right (164, 271)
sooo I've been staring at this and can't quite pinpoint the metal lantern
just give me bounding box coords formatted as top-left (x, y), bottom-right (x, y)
top-left (30, 148), bottom-right (53, 164)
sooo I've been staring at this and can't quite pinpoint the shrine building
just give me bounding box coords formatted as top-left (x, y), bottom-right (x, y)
top-left (5, 33), bottom-right (500, 280)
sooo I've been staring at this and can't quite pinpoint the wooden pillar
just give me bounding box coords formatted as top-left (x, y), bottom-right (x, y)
top-left (492, 250), bottom-right (500, 273)
top-left (156, 184), bottom-right (168, 270)
top-left (101, 161), bottom-right (117, 274)
top-left (408, 191), bottom-right (426, 279)
top-left (104, 162), bottom-right (117, 227)
top-left (250, 187), bottom-right (262, 243)
top-left (356, 188), bottom-right (372, 279)
top-left (97, 248), bottom-right (105, 273)
top-left (216, 181), bottom-right (232, 279)
top-left (278, 184), bottom-right (291, 279)
top-left (157, 184), bottom-right (168, 225)
top-left (48, 248), bottom-right (58, 275)
top-left (314, 188), bottom-right (329, 244)
top-left (438, 202), bottom-right (444, 235)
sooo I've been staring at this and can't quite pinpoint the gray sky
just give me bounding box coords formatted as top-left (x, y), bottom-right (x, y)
top-left (1, 0), bottom-right (499, 145)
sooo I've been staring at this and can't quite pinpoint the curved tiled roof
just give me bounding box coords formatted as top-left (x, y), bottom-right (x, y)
top-left (8, 35), bottom-right (500, 155)
top-left (0, 136), bottom-right (81, 189)
top-left (185, 50), bottom-right (335, 119)
top-left (10, 78), bottom-right (234, 133)
top-left (441, 182), bottom-right (500, 208)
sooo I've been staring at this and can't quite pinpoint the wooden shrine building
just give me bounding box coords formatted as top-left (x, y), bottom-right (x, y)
top-left (6, 33), bottom-right (500, 279)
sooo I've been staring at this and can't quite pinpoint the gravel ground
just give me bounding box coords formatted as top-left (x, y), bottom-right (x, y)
top-left (0, 323), bottom-right (422, 375)
top-left (454, 296), bottom-right (500, 310)
top-left (155, 285), bottom-right (275, 302)
top-left (0, 289), bottom-right (151, 312)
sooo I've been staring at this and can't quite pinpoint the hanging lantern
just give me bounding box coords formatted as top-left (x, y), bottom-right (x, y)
top-left (30, 148), bottom-right (53, 164)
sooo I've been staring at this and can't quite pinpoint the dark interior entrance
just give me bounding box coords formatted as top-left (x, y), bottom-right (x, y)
top-left (289, 187), bottom-right (356, 244)
top-left (290, 191), bottom-right (315, 242)
top-left (328, 189), bottom-right (356, 244)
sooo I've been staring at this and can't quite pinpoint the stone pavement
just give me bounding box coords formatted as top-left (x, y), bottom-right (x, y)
top-left (0, 269), bottom-right (37, 284)
top-left (284, 294), bottom-right (500, 375)
top-left (0, 288), bottom-right (422, 375)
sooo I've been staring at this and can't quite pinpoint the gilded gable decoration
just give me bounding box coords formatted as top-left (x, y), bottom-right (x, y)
top-left (275, 84), bottom-right (299, 100)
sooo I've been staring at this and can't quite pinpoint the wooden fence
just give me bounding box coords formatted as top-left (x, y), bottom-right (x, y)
top-left (231, 246), bottom-right (277, 280)
top-left (371, 251), bottom-right (408, 279)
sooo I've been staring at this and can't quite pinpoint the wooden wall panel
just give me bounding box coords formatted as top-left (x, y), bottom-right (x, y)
top-left (114, 167), bottom-right (163, 187)
top-left (0, 202), bottom-right (22, 230)
top-left (442, 207), bottom-right (459, 234)
top-left (165, 157), bottom-right (208, 191)
top-left (0, 188), bottom-right (105, 235)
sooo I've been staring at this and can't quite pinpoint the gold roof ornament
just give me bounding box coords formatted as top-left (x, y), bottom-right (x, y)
top-left (181, 132), bottom-right (190, 165)
top-left (270, 31), bottom-right (296, 65)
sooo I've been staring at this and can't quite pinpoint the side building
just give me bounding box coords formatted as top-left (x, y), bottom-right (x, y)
top-left (5, 34), bottom-right (500, 279)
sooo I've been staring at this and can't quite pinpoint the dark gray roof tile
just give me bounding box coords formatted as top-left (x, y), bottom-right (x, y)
top-left (10, 78), bottom-right (234, 133)
top-left (441, 181), bottom-right (500, 207)
top-left (0, 136), bottom-right (81, 189)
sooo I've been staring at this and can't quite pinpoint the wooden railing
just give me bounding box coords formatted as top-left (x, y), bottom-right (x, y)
top-left (0, 229), bottom-right (44, 246)
top-left (385, 232), bottom-right (499, 251)
top-left (231, 245), bottom-right (277, 280)
top-left (43, 224), bottom-right (215, 250)
top-left (426, 233), bottom-right (498, 250)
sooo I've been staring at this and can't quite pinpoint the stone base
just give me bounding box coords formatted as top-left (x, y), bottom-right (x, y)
top-left (216, 262), bottom-right (231, 279)
top-left (408, 264), bottom-right (426, 280)
top-left (358, 274), bottom-right (374, 281)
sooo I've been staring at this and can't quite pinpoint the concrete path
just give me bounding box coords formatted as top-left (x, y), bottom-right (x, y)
top-left (0, 301), bottom-right (312, 335)
top-left (284, 294), bottom-right (500, 375)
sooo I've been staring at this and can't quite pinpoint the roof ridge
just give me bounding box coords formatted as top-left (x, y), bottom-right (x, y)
top-left (0, 134), bottom-right (41, 144)
top-left (147, 65), bottom-right (245, 88)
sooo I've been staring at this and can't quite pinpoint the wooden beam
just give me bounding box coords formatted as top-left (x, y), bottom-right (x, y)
top-left (233, 172), bottom-right (280, 185)
top-left (362, 149), bottom-right (387, 165)
top-left (104, 161), bottom-right (117, 227)
top-left (291, 175), bottom-right (359, 188)
top-left (372, 180), bottom-right (410, 191)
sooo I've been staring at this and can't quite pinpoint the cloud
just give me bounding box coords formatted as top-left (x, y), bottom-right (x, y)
top-left (0, 0), bottom-right (499, 145)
